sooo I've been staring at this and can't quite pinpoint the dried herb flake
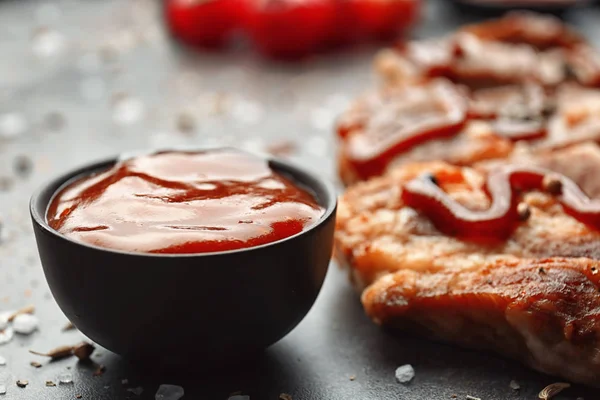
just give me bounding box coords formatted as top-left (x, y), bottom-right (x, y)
top-left (539, 382), bottom-right (571, 399)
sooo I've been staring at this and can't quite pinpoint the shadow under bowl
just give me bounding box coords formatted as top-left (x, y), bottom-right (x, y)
top-left (30, 151), bottom-right (337, 368)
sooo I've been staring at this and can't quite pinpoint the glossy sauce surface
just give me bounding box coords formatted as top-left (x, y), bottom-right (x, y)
top-left (47, 150), bottom-right (325, 254)
top-left (401, 165), bottom-right (600, 242)
top-left (343, 80), bottom-right (468, 179)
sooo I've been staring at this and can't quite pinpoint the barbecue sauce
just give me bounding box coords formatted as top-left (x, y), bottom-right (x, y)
top-left (47, 149), bottom-right (324, 254)
top-left (401, 166), bottom-right (600, 241)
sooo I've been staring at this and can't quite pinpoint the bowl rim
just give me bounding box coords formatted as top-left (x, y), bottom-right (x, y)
top-left (30, 147), bottom-right (338, 259)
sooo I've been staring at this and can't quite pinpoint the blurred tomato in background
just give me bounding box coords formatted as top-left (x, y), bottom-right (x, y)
top-left (164, 0), bottom-right (421, 59)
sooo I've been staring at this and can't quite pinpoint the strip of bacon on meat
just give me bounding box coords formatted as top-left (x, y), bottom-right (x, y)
top-left (335, 143), bottom-right (600, 386)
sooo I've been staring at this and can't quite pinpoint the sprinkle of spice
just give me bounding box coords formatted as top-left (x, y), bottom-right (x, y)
top-left (349, 375), bottom-right (356, 381)
top-left (517, 202), bottom-right (531, 221)
top-left (30, 361), bottom-right (42, 368)
top-left (46, 380), bottom-right (56, 387)
top-left (16, 380), bottom-right (28, 388)
top-left (93, 364), bottom-right (106, 377)
top-left (30, 345), bottom-right (74, 360)
top-left (266, 139), bottom-right (298, 158)
top-left (73, 342), bottom-right (95, 361)
top-left (539, 267), bottom-right (546, 274)
top-left (13, 155), bottom-right (33, 177)
top-left (542, 175), bottom-right (563, 195)
top-left (176, 112), bottom-right (196, 134)
top-left (8, 305), bottom-right (35, 322)
top-left (539, 382), bottom-right (571, 399)
top-left (0, 177), bottom-right (14, 192)
top-left (279, 394), bottom-right (293, 400)
top-left (423, 172), bottom-right (439, 186)
top-left (76, 395), bottom-right (82, 399)
top-left (62, 321), bottom-right (75, 331)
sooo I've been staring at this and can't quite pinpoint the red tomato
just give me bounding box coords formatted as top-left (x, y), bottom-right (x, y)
top-left (324, 0), bottom-right (359, 48)
top-left (165, 0), bottom-right (237, 48)
top-left (351, 0), bottom-right (420, 41)
top-left (239, 0), bottom-right (337, 60)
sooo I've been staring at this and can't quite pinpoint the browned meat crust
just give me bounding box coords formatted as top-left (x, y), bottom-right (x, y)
top-left (335, 143), bottom-right (600, 386)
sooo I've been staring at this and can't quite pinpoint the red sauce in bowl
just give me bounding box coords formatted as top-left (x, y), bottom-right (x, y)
top-left (47, 149), bottom-right (325, 254)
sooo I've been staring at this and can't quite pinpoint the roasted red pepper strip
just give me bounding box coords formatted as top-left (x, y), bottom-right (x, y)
top-left (345, 80), bottom-right (468, 179)
top-left (402, 165), bottom-right (600, 242)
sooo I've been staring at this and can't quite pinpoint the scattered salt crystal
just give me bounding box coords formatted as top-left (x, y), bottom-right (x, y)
top-left (0, 384), bottom-right (5, 395)
top-left (0, 356), bottom-right (5, 366)
top-left (228, 396), bottom-right (250, 400)
top-left (0, 113), bottom-right (28, 139)
top-left (79, 77), bottom-right (106, 101)
top-left (509, 380), bottom-right (520, 390)
top-left (112, 96), bottom-right (145, 125)
top-left (13, 314), bottom-right (39, 335)
top-left (395, 364), bottom-right (415, 384)
top-left (0, 328), bottom-right (14, 345)
top-left (155, 384), bottom-right (185, 400)
top-left (31, 29), bottom-right (66, 58)
top-left (128, 386), bottom-right (144, 396)
top-left (58, 373), bottom-right (73, 384)
top-left (121, 379), bottom-right (129, 385)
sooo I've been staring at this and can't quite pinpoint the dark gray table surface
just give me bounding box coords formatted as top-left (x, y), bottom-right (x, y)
top-left (1, 0), bottom-right (600, 399)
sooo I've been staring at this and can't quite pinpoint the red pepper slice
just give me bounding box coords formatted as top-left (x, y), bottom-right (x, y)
top-left (401, 165), bottom-right (600, 242)
top-left (343, 80), bottom-right (468, 179)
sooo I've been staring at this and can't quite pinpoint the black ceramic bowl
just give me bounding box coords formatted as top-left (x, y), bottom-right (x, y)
top-left (30, 149), bottom-right (337, 367)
